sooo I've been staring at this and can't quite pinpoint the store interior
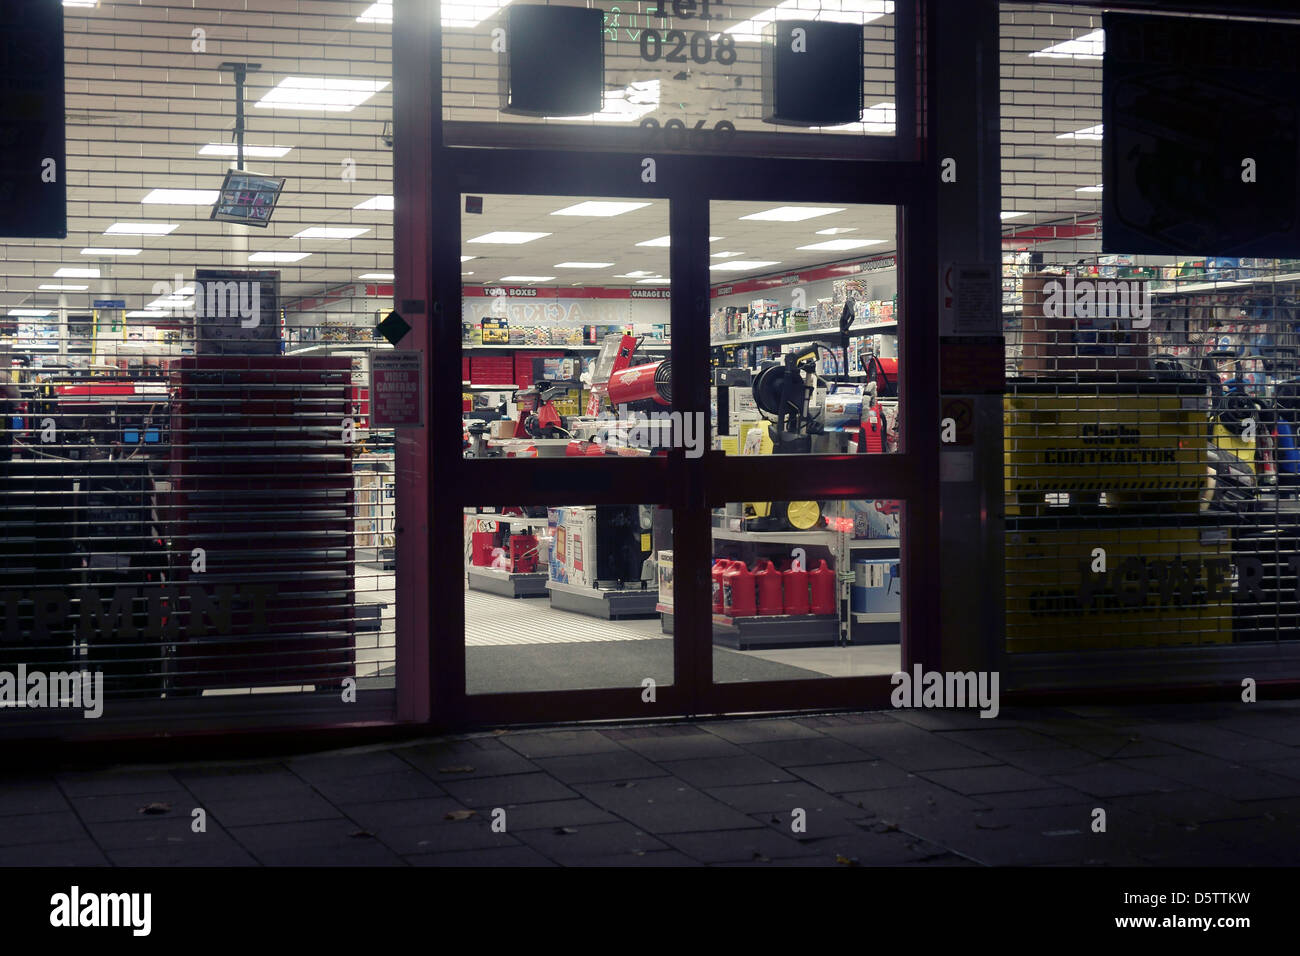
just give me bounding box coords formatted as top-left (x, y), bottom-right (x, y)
top-left (458, 197), bottom-right (904, 694)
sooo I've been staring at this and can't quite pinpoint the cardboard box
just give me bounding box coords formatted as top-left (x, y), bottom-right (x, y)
top-left (547, 507), bottom-right (599, 587)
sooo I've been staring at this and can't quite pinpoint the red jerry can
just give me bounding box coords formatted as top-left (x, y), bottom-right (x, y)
top-left (509, 534), bottom-right (538, 573)
top-left (809, 559), bottom-right (836, 615)
top-left (723, 561), bottom-right (757, 617)
top-left (471, 531), bottom-right (496, 567)
top-left (782, 562), bottom-right (810, 615)
top-left (711, 558), bottom-right (730, 614)
top-left (755, 560), bottom-right (784, 615)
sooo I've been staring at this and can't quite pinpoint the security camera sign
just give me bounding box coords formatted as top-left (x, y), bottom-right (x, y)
top-left (370, 351), bottom-right (423, 428)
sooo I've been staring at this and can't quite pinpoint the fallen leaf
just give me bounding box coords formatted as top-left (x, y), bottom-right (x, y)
top-left (138, 802), bottom-right (171, 815)
top-left (349, 829), bottom-right (374, 839)
top-left (444, 809), bottom-right (477, 821)
top-left (438, 765), bottom-right (475, 774)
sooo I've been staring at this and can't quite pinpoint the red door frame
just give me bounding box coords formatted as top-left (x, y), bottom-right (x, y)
top-left (391, 0), bottom-right (940, 726)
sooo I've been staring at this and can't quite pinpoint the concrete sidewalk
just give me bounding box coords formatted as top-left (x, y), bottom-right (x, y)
top-left (4, 699), bottom-right (1300, 866)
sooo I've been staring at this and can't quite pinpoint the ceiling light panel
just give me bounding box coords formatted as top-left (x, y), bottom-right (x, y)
top-left (796, 239), bottom-right (886, 251)
top-left (248, 252), bottom-right (311, 262)
top-left (467, 231), bottom-right (551, 244)
top-left (740, 206), bottom-right (846, 222)
top-left (142, 189), bottom-right (219, 204)
top-left (709, 260), bottom-right (781, 271)
top-left (551, 201), bottom-right (652, 217)
top-left (353, 195), bottom-right (394, 210)
top-left (54, 267), bottom-right (100, 278)
top-left (39, 284), bottom-right (89, 291)
top-left (199, 143), bottom-right (292, 158)
top-left (81, 248), bottom-right (141, 256)
top-left (255, 77), bottom-right (390, 112)
top-left (499, 275), bottom-right (555, 282)
top-left (1031, 29), bottom-right (1104, 59)
top-left (104, 223), bottom-right (178, 235)
top-left (723, 0), bottom-right (893, 43)
top-left (359, 273), bottom-right (395, 280)
top-left (292, 227), bottom-right (370, 239)
top-left (555, 262), bottom-right (615, 268)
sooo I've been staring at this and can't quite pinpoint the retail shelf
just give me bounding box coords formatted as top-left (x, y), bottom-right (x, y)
top-left (286, 342), bottom-right (374, 355)
top-left (848, 538), bottom-right (901, 550)
top-left (852, 611), bottom-right (901, 623)
top-left (467, 566), bottom-right (549, 598)
top-left (546, 579), bottom-right (659, 619)
top-left (464, 342), bottom-right (671, 352)
top-left (712, 526), bottom-right (837, 547)
top-left (711, 322), bottom-right (897, 350)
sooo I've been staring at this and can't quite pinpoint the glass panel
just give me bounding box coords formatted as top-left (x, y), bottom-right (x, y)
top-left (1001, 3), bottom-right (1300, 654)
top-left (460, 194), bottom-right (673, 459)
top-left (439, 0), bottom-right (898, 154)
top-left (0, 1), bottom-right (396, 721)
top-left (703, 497), bottom-right (902, 682)
top-left (708, 199), bottom-right (899, 455)
top-left (464, 503), bottom-right (673, 693)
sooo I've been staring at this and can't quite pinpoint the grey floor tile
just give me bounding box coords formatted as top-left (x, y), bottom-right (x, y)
top-left (999, 748), bottom-right (1107, 776)
top-left (1109, 790), bottom-right (1264, 826)
top-left (173, 767), bottom-right (308, 800)
top-left (0, 811), bottom-right (89, 848)
top-left (373, 820), bottom-right (521, 855)
top-left (1047, 764), bottom-right (1185, 798)
top-left (577, 778), bottom-right (759, 833)
top-left (513, 822), bottom-right (667, 861)
top-left (657, 754), bottom-right (794, 788)
top-left (1120, 755), bottom-right (1300, 801)
top-left (838, 782), bottom-right (987, 823)
top-left (440, 772), bottom-right (579, 807)
top-left (613, 733), bottom-right (748, 762)
top-left (499, 730), bottom-right (627, 759)
top-left (205, 791), bottom-right (345, 828)
top-left (397, 743), bottom-right (539, 779)
top-left (705, 779), bottom-right (863, 816)
top-left (919, 765), bottom-right (1056, 796)
top-left (85, 815), bottom-right (232, 852)
top-left (307, 769), bottom-right (445, 805)
top-left (405, 845), bottom-right (556, 866)
top-left (530, 750), bottom-right (669, 784)
top-left (818, 723), bottom-right (1001, 771)
top-left (481, 799), bottom-right (618, 830)
top-left (940, 728), bottom-right (1065, 753)
top-left (107, 842), bottom-right (259, 866)
top-left (68, 790), bottom-right (194, 824)
top-left (287, 750), bottom-right (414, 782)
top-left (0, 840), bottom-right (110, 866)
top-left (660, 827), bottom-right (821, 864)
top-left (0, 781), bottom-right (69, 817)
top-left (699, 718), bottom-right (827, 744)
top-left (227, 818), bottom-right (382, 853)
top-left (740, 736), bottom-right (875, 767)
top-left (1135, 723), bottom-right (1297, 762)
top-left (791, 760), bottom-right (917, 793)
top-left (56, 770), bottom-right (180, 798)
top-left (888, 709), bottom-right (993, 731)
top-left (338, 796), bottom-right (468, 831)
top-left (256, 843), bottom-right (408, 866)
top-left (974, 787), bottom-right (1099, 810)
top-left (576, 850), bottom-right (701, 867)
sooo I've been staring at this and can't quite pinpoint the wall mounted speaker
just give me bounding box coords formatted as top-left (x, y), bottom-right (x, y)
top-left (761, 21), bottom-right (864, 127)
top-left (499, 6), bottom-right (605, 117)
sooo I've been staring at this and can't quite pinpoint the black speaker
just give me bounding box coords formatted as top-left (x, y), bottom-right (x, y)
top-left (499, 6), bottom-right (605, 117)
top-left (761, 20), bottom-right (864, 128)
top-left (0, 0), bottom-right (66, 238)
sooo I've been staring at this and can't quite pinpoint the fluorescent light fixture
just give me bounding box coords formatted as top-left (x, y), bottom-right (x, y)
top-left (357, 0), bottom-right (514, 28)
top-left (358, 273), bottom-right (395, 280)
top-left (104, 222), bottom-right (178, 236)
top-left (709, 260), bottom-right (781, 271)
top-left (81, 247), bottom-right (141, 256)
top-left (740, 206), bottom-right (845, 223)
top-left (1057, 124), bottom-right (1103, 140)
top-left (711, 251), bottom-right (745, 258)
top-left (723, 0), bottom-right (893, 42)
top-left (817, 102), bottom-right (896, 133)
top-left (1076, 184), bottom-right (1104, 193)
top-left (462, 271), bottom-right (474, 276)
top-left (63, 1), bottom-right (97, 6)
top-left (636, 235), bottom-right (721, 247)
top-left (467, 231), bottom-right (551, 244)
top-left (292, 226), bottom-right (369, 239)
top-left (499, 275), bottom-right (555, 282)
top-left (551, 201), bottom-right (652, 217)
top-left (816, 227), bottom-right (858, 235)
top-left (125, 311), bottom-right (167, 318)
top-left (461, 256), bottom-right (476, 262)
top-left (248, 251), bottom-right (311, 263)
top-left (796, 238), bottom-right (886, 251)
top-left (255, 77), bottom-right (389, 112)
top-left (1031, 29), bottom-right (1104, 59)
top-left (616, 270), bottom-right (660, 278)
top-left (199, 143), bottom-right (292, 158)
top-left (54, 267), bottom-right (100, 278)
top-left (560, 80), bottom-right (660, 123)
top-left (39, 284), bottom-right (89, 291)
top-left (636, 278), bottom-right (671, 285)
top-left (142, 188), bottom-right (220, 205)
top-left (1000, 211), bottom-right (1027, 220)
top-left (353, 195), bottom-right (394, 210)
top-left (8, 309), bottom-right (54, 317)
top-left (555, 262), bottom-right (615, 268)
